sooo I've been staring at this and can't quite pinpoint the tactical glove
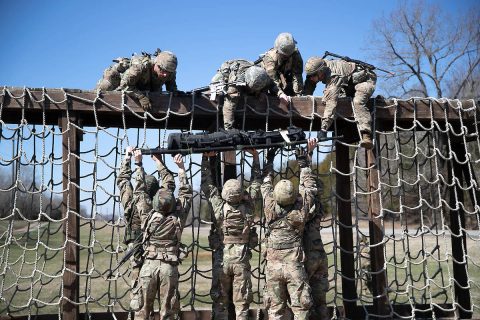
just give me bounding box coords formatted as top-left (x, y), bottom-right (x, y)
top-left (139, 96), bottom-right (152, 111)
top-left (296, 147), bottom-right (310, 168)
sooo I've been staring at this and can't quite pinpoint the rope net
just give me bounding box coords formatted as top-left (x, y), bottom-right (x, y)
top-left (0, 87), bottom-right (479, 318)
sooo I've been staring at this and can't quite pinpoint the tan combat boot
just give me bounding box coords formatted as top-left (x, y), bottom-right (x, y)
top-left (360, 133), bottom-right (373, 149)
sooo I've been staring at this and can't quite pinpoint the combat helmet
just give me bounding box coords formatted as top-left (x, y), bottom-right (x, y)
top-left (305, 56), bottom-right (328, 76)
top-left (273, 179), bottom-right (297, 206)
top-left (155, 51), bottom-right (178, 73)
top-left (221, 179), bottom-right (243, 204)
top-left (274, 32), bottom-right (297, 56)
top-left (145, 175), bottom-right (159, 199)
top-left (245, 66), bottom-right (269, 92)
top-left (152, 189), bottom-right (176, 214)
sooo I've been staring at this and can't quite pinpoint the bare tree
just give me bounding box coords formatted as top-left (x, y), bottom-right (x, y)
top-left (367, 1), bottom-right (479, 98)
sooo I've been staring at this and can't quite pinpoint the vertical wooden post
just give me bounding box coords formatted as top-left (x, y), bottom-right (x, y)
top-left (449, 143), bottom-right (472, 319)
top-left (336, 137), bottom-right (357, 318)
top-left (366, 148), bottom-right (390, 318)
top-left (61, 111), bottom-right (80, 319)
top-left (222, 150), bottom-right (237, 320)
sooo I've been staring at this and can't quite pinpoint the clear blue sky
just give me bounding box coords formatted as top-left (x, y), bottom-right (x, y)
top-left (0, 0), bottom-right (474, 93)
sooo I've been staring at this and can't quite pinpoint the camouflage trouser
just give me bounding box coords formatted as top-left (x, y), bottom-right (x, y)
top-left (214, 258), bottom-right (252, 320)
top-left (264, 261), bottom-right (312, 320)
top-left (129, 230), bottom-right (145, 313)
top-left (321, 78), bottom-right (375, 134)
top-left (305, 249), bottom-right (329, 320)
top-left (137, 259), bottom-right (180, 320)
top-left (352, 79), bottom-right (375, 134)
top-left (223, 90), bottom-right (240, 130)
top-left (210, 249), bottom-right (224, 319)
top-left (360, 248), bottom-right (372, 295)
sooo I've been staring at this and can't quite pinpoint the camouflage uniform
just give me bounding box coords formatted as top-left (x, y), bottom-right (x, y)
top-left (261, 48), bottom-right (304, 97)
top-left (303, 180), bottom-right (328, 320)
top-left (95, 57), bottom-right (130, 91)
top-left (116, 155), bottom-right (146, 311)
top-left (201, 155), bottom-right (261, 320)
top-left (134, 161), bottom-right (192, 320)
top-left (117, 54), bottom-right (177, 105)
top-left (261, 168), bottom-right (317, 320)
top-left (304, 59), bottom-right (377, 134)
top-left (212, 59), bottom-right (269, 130)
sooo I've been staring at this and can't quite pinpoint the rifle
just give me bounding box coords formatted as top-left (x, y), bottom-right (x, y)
top-left (107, 218), bottom-right (163, 278)
top-left (185, 80), bottom-right (246, 99)
top-left (139, 127), bottom-right (341, 155)
top-left (323, 51), bottom-right (395, 76)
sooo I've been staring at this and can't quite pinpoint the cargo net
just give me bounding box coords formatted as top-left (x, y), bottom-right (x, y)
top-left (0, 87), bottom-right (479, 318)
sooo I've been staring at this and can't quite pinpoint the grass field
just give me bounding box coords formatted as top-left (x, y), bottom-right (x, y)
top-left (0, 220), bottom-right (479, 317)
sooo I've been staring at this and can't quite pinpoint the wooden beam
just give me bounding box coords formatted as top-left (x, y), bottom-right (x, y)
top-left (366, 147), bottom-right (391, 319)
top-left (335, 129), bottom-right (357, 318)
top-left (60, 111), bottom-right (80, 319)
top-left (1, 87), bottom-right (477, 131)
top-left (449, 143), bottom-right (473, 319)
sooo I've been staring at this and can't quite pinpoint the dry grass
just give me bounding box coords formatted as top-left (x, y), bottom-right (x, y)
top-left (0, 220), bottom-right (479, 317)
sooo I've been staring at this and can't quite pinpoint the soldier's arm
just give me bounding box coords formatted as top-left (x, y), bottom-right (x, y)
top-left (292, 51), bottom-right (304, 95)
top-left (323, 76), bottom-right (343, 112)
top-left (303, 77), bottom-right (317, 96)
top-left (261, 175), bottom-right (277, 223)
top-left (118, 64), bottom-right (148, 101)
top-left (262, 54), bottom-right (283, 97)
top-left (152, 155), bottom-right (175, 192)
top-left (116, 156), bottom-right (134, 220)
top-left (201, 155), bottom-right (223, 211)
top-left (300, 166), bottom-right (318, 221)
top-left (177, 165), bottom-right (193, 224)
top-left (133, 162), bottom-right (154, 226)
top-left (164, 72), bottom-right (178, 92)
top-left (245, 149), bottom-right (262, 200)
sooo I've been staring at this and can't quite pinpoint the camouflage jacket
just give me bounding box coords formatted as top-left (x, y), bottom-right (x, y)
top-left (133, 163), bottom-right (192, 262)
top-left (95, 58), bottom-right (130, 91)
top-left (200, 155), bottom-right (261, 263)
top-left (304, 59), bottom-right (376, 108)
top-left (303, 179), bottom-right (325, 253)
top-left (261, 48), bottom-right (303, 96)
top-left (116, 157), bottom-right (142, 244)
top-left (261, 167), bottom-right (317, 262)
top-left (117, 55), bottom-right (177, 102)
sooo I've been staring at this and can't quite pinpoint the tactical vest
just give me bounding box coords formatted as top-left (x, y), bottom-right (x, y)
top-left (221, 202), bottom-right (250, 244)
top-left (222, 59), bottom-right (253, 85)
top-left (143, 211), bottom-right (183, 261)
top-left (266, 204), bottom-right (303, 249)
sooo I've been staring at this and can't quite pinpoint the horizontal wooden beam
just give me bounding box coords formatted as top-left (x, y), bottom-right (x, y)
top-left (0, 87), bottom-right (477, 131)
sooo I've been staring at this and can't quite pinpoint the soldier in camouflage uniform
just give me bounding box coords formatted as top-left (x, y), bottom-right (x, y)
top-left (211, 60), bottom-right (270, 130)
top-left (261, 139), bottom-right (318, 320)
top-left (260, 32), bottom-right (304, 106)
top-left (201, 149), bottom-right (261, 320)
top-left (116, 146), bottom-right (160, 313)
top-left (96, 57), bottom-right (130, 91)
top-left (304, 178), bottom-right (329, 320)
top-left (132, 150), bottom-right (192, 320)
top-left (304, 56), bottom-right (377, 149)
top-left (117, 51), bottom-right (179, 111)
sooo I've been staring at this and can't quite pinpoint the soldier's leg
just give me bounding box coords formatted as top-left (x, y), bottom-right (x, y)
top-left (223, 90), bottom-right (240, 130)
top-left (232, 262), bottom-right (252, 320)
top-left (286, 263), bottom-right (312, 320)
top-left (353, 81), bottom-right (375, 134)
top-left (159, 262), bottom-right (180, 320)
top-left (210, 249), bottom-right (224, 319)
top-left (138, 259), bottom-right (159, 320)
top-left (305, 250), bottom-right (329, 320)
top-left (265, 262), bottom-right (289, 320)
top-left (130, 240), bottom-right (145, 311)
top-left (218, 263), bottom-right (234, 320)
